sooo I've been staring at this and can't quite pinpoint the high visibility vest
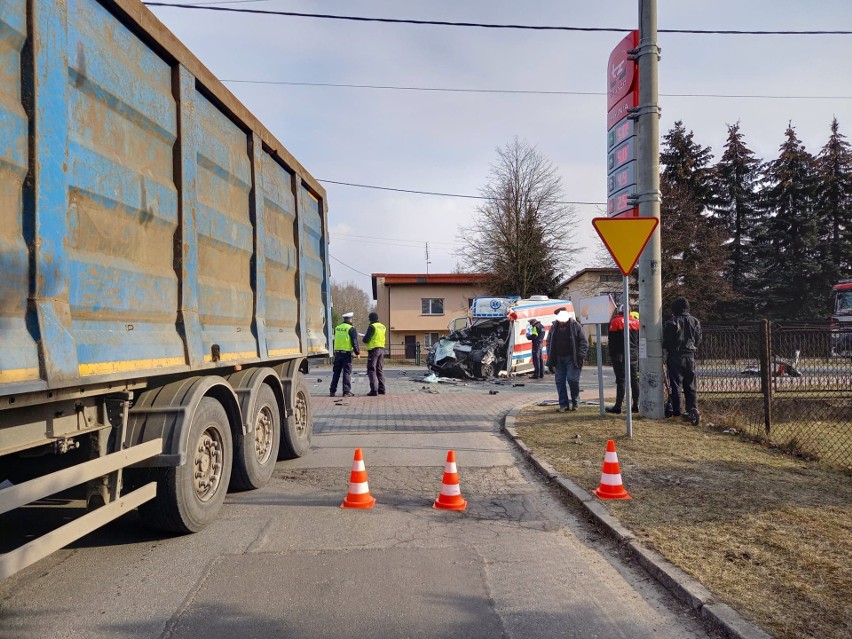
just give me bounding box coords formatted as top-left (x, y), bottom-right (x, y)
top-left (334, 323), bottom-right (354, 351)
top-left (365, 322), bottom-right (387, 350)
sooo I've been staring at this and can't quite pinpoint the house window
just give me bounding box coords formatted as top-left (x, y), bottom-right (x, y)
top-left (424, 332), bottom-right (440, 348)
top-left (600, 274), bottom-right (621, 283)
top-left (421, 298), bottom-right (444, 315)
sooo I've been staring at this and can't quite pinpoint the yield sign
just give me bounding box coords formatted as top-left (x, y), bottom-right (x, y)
top-left (592, 217), bottom-right (659, 276)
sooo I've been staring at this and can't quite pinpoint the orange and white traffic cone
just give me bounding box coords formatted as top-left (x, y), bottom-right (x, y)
top-left (593, 439), bottom-right (631, 500)
top-left (433, 450), bottom-right (467, 511)
top-left (341, 448), bottom-right (376, 509)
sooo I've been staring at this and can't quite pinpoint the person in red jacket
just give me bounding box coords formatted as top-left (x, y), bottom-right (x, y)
top-left (606, 307), bottom-right (639, 414)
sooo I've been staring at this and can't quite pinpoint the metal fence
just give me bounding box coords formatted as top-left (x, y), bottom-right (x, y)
top-left (315, 343), bottom-right (425, 367)
top-left (585, 344), bottom-right (613, 367)
top-left (385, 342), bottom-right (423, 365)
top-left (698, 321), bottom-right (852, 468)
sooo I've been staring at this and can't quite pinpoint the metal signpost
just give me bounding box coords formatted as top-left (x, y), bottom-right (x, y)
top-left (575, 295), bottom-right (618, 416)
top-left (592, 217), bottom-right (659, 437)
top-left (636, 0), bottom-right (665, 418)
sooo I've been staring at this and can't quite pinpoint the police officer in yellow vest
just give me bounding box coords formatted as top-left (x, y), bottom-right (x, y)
top-left (362, 312), bottom-right (387, 396)
top-left (330, 312), bottom-right (360, 397)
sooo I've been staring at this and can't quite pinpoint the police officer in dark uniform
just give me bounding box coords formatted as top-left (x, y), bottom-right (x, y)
top-left (526, 319), bottom-right (545, 379)
top-left (330, 312), bottom-right (360, 397)
top-left (362, 312), bottom-right (387, 396)
top-left (663, 297), bottom-right (702, 419)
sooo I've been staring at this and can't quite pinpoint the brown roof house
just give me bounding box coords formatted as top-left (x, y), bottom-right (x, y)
top-left (371, 273), bottom-right (489, 360)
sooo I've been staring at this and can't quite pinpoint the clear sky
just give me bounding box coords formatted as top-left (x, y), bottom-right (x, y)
top-left (146, 0), bottom-right (852, 297)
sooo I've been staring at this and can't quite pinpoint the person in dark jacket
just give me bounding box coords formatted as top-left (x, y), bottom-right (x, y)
top-left (330, 312), bottom-right (360, 397)
top-left (362, 312), bottom-right (387, 396)
top-left (662, 297), bottom-right (702, 417)
top-left (526, 319), bottom-right (546, 379)
top-left (546, 309), bottom-right (589, 411)
top-left (606, 307), bottom-right (640, 414)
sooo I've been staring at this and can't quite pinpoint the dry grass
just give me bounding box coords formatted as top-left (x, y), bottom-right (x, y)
top-left (700, 396), bottom-right (852, 467)
top-left (514, 405), bottom-right (852, 639)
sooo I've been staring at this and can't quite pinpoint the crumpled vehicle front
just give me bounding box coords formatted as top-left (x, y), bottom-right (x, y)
top-left (426, 319), bottom-right (509, 379)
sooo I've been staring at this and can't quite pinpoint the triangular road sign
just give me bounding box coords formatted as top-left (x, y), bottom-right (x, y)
top-left (592, 217), bottom-right (659, 276)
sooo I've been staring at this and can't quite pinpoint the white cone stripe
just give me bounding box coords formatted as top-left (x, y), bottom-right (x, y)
top-left (600, 473), bottom-right (623, 486)
top-left (604, 452), bottom-right (619, 463)
top-left (441, 483), bottom-right (461, 496)
top-left (444, 462), bottom-right (458, 473)
top-left (351, 460), bottom-right (365, 471)
top-left (348, 481), bottom-right (370, 494)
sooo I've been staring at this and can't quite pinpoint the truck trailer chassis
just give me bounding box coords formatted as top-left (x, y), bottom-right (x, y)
top-left (0, 0), bottom-right (330, 579)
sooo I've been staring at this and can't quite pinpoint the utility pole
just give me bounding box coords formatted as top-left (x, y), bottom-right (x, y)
top-left (636, 0), bottom-right (664, 418)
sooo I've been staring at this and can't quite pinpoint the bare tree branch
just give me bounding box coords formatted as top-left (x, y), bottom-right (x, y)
top-left (330, 280), bottom-right (374, 327)
top-left (457, 138), bottom-right (579, 297)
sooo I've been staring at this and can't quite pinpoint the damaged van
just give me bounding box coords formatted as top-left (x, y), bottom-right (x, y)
top-left (427, 296), bottom-right (575, 379)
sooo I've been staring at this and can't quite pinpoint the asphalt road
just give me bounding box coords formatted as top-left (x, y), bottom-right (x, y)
top-left (0, 366), bottom-right (717, 639)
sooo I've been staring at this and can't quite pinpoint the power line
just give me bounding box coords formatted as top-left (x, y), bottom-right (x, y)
top-left (224, 79), bottom-right (599, 96)
top-left (333, 236), bottom-right (460, 250)
top-left (143, 4), bottom-right (852, 35)
top-left (664, 93), bottom-right (852, 100)
top-left (331, 236), bottom-right (459, 252)
top-left (330, 254), bottom-right (371, 277)
top-left (334, 233), bottom-right (459, 247)
top-left (222, 79), bottom-right (852, 101)
top-left (318, 179), bottom-right (605, 206)
top-left (169, 0), bottom-right (274, 5)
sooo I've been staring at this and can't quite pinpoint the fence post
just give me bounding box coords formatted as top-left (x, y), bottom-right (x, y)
top-left (416, 342), bottom-right (421, 366)
top-left (759, 319), bottom-right (772, 436)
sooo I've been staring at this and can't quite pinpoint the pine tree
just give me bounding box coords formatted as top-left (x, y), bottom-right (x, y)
top-left (710, 123), bottom-right (763, 319)
top-left (815, 118), bottom-right (852, 300)
top-left (755, 123), bottom-right (821, 320)
top-left (660, 121), bottom-right (715, 203)
top-left (659, 122), bottom-right (732, 320)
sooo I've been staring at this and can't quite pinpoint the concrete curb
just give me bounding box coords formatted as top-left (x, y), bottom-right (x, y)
top-left (503, 406), bottom-right (773, 639)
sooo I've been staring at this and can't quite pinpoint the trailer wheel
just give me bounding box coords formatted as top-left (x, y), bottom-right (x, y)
top-left (231, 384), bottom-right (281, 490)
top-left (278, 372), bottom-right (312, 459)
top-left (138, 397), bottom-right (233, 533)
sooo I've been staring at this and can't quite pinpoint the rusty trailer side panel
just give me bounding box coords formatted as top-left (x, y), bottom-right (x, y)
top-left (0, 0), bottom-right (331, 398)
top-left (0, 0), bottom-right (38, 387)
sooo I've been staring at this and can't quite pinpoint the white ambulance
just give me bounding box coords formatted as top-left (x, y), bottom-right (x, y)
top-left (427, 295), bottom-right (575, 378)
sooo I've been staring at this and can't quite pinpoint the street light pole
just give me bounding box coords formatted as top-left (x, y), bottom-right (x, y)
top-left (636, 0), bottom-right (664, 418)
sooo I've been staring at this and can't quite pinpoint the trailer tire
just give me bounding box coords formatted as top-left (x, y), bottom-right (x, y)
top-left (278, 372), bottom-right (312, 459)
top-left (138, 397), bottom-right (233, 533)
top-left (231, 384), bottom-right (281, 490)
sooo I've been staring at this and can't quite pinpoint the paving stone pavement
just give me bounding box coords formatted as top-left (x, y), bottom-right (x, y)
top-left (312, 366), bottom-right (613, 434)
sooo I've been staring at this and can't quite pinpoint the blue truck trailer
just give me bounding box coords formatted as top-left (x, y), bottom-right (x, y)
top-left (0, 0), bottom-right (331, 578)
